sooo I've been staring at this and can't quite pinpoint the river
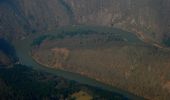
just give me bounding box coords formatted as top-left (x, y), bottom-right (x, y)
top-left (13, 26), bottom-right (144, 100)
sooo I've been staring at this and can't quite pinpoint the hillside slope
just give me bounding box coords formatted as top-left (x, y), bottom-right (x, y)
top-left (0, 0), bottom-right (169, 44)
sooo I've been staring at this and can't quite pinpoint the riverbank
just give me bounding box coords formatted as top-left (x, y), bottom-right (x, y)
top-left (13, 34), bottom-right (144, 100)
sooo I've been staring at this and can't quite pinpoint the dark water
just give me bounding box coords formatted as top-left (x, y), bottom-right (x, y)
top-left (0, 38), bottom-right (18, 63)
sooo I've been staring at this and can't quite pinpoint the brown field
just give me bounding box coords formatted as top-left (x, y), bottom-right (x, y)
top-left (31, 31), bottom-right (170, 100)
